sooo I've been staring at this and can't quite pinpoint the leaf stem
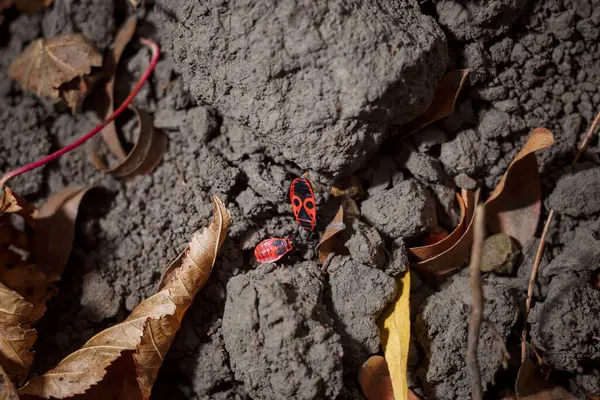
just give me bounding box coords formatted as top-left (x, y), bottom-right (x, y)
top-left (0, 38), bottom-right (160, 188)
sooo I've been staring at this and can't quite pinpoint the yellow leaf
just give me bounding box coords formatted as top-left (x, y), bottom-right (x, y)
top-left (378, 269), bottom-right (411, 400)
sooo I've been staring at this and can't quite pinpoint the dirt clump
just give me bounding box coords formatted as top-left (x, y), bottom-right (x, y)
top-left (326, 255), bottom-right (397, 369)
top-left (549, 165), bottom-right (600, 217)
top-left (361, 179), bottom-right (438, 240)
top-left (415, 276), bottom-right (520, 399)
top-left (154, 0), bottom-right (448, 180)
top-left (222, 262), bottom-right (344, 400)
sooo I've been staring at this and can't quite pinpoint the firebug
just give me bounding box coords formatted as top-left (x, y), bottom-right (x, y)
top-left (289, 177), bottom-right (317, 232)
top-left (254, 237), bottom-right (294, 264)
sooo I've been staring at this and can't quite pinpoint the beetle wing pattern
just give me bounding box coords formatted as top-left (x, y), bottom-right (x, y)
top-left (290, 177), bottom-right (317, 231)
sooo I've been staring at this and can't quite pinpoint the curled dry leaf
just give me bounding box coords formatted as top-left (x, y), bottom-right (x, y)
top-left (99, 15), bottom-right (138, 160)
top-left (8, 34), bottom-right (102, 108)
top-left (89, 17), bottom-right (167, 179)
top-left (409, 192), bottom-right (466, 261)
top-left (378, 270), bottom-right (411, 400)
top-left (91, 107), bottom-right (167, 179)
top-left (400, 69), bottom-right (470, 138)
top-left (412, 190), bottom-right (480, 277)
top-left (316, 205), bottom-right (346, 264)
top-left (128, 0), bottom-right (139, 8)
top-left (485, 128), bottom-right (554, 247)
top-left (516, 358), bottom-right (576, 400)
top-left (359, 356), bottom-right (395, 400)
top-left (19, 196), bottom-right (231, 399)
top-left (14, 0), bottom-right (52, 14)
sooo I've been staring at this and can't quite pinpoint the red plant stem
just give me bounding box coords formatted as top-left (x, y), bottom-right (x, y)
top-left (0, 38), bottom-right (160, 188)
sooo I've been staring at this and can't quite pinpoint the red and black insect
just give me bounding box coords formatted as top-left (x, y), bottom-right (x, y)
top-left (254, 237), bottom-right (294, 264)
top-left (289, 177), bottom-right (317, 232)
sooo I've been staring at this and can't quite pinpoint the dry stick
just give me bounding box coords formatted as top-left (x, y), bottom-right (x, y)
top-left (521, 109), bottom-right (600, 362)
top-left (467, 204), bottom-right (486, 400)
top-left (0, 38), bottom-right (160, 188)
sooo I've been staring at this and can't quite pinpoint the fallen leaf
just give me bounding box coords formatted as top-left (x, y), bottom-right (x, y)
top-left (33, 186), bottom-right (95, 276)
top-left (400, 69), bottom-right (470, 138)
top-left (0, 187), bottom-right (36, 222)
top-left (0, 187), bottom-right (92, 386)
top-left (421, 228), bottom-right (449, 246)
top-left (91, 107), bottom-right (167, 179)
top-left (316, 205), bottom-right (346, 264)
top-left (127, 0), bottom-right (139, 8)
top-left (98, 15), bottom-right (138, 161)
top-left (8, 34), bottom-right (102, 106)
top-left (409, 192), bottom-right (466, 261)
top-left (0, 282), bottom-right (36, 385)
top-left (516, 358), bottom-right (576, 400)
top-left (378, 269), bottom-right (411, 400)
top-left (359, 356), bottom-right (395, 400)
top-left (59, 73), bottom-right (101, 113)
top-left (485, 128), bottom-right (554, 247)
top-left (19, 196), bottom-right (231, 399)
top-left (412, 190), bottom-right (480, 277)
top-left (0, 363), bottom-right (19, 400)
top-left (13, 0), bottom-right (52, 13)
top-left (331, 176), bottom-right (364, 199)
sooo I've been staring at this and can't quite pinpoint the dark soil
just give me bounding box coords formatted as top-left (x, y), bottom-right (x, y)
top-left (0, 0), bottom-right (599, 399)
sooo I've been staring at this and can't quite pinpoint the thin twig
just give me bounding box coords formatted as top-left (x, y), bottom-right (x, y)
top-left (573, 109), bottom-right (600, 164)
top-left (521, 109), bottom-right (600, 362)
top-left (467, 204), bottom-right (486, 400)
top-left (0, 38), bottom-right (160, 188)
top-left (521, 208), bottom-right (553, 361)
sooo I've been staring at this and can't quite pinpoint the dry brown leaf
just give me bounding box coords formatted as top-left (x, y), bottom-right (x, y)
top-left (0, 187), bottom-right (36, 222)
top-left (14, 0), bottom-right (52, 13)
top-left (8, 34), bottom-right (102, 106)
top-left (134, 315), bottom-right (176, 399)
top-left (127, 0), bottom-right (139, 8)
top-left (359, 356), bottom-right (395, 400)
top-left (331, 176), bottom-right (364, 199)
top-left (516, 358), bottom-right (576, 400)
top-left (485, 128), bottom-right (554, 247)
top-left (91, 107), bottom-right (167, 179)
top-left (409, 192), bottom-right (466, 261)
top-left (0, 363), bottom-right (19, 400)
top-left (33, 186), bottom-right (95, 276)
top-left (19, 196), bottom-right (231, 399)
top-left (135, 196), bottom-right (230, 397)
top-left (0, 282), bottom-right (36, 386)
top-left (316, 205), bottom-right (346, 264)
top-left (412, 189), bottom-right (480, 277)
top-left (400, 69), bottom-right (470, 138)
top-left (0, 186), bottom-right (93, 387)
top-left (99, 15), bottom-right (138, 160)
top-left (358, 356), bottom-right (422, 400)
